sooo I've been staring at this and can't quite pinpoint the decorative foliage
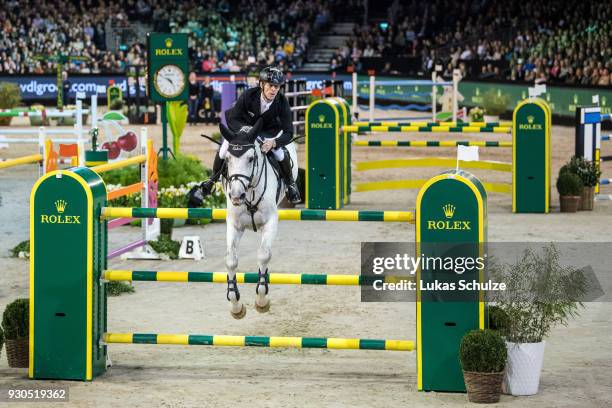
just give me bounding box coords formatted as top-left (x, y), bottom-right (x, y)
top-left (482, 90), bottom-right (509, 116)
top-left (460, 329), bottom-right (507, 373)
top-left (556, 170), bottom-right (584, 196)
top-left (2, 299), bottom-right (28, 339)
top-left (107, 281), bottom-right (135, 296)
top-left (490, 245), bottom-right (587, 343)
top-left (167, 101), bottom-right (189, 155)
top-left (0, 82), bottom-right (22, 109)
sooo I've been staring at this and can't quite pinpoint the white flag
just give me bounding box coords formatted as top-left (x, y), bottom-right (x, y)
top-left (457, 145), bottom-right (479, 162)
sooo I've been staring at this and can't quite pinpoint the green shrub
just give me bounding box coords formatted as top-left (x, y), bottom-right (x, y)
top-left (109, 98), bottom-right (125, 110)
top-left (157, 154), bottom-right (208, 189)
top-left (0, 325), bottom-right (4, 353)
top-left (567, 156), bottom-right (601, 188)
top-left (2, 299), bottom-right (28, 339)
top-left (556, 171), bottom-right (583, 196)
top-left (482, 90), bottom-right (509, 116)
top-left (148, 234), bottom-right (181, 259)
top-left (488, 305), bottom-right (509, 331)
top-left (10, 240), bottom-right (30, 258)
top-left (0, 82), bottom-right (22, 109)
top-left (460, 329), bottom-right (507, 373)
top-left (107, 281), bottom-right (135, 296)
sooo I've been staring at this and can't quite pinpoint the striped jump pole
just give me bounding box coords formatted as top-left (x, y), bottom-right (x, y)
top-left (600, 179), bottom-right (611, 185)
top-left (343, 125), bottom-right (511, 133)
top-left (103, 333), bottom-right (415, 351)
top-left (103, 270), bottom-right (410, 286)
top-left (101, 207), bottom-right (415, 223)
top-left (352, 121), bottom-right (512, 128)
top-left (355, 158), bottom-right (512, 172)
top-left (353, 140), bottom-right (512, 148)
top-left (0, 154), bottom-right (43, 170)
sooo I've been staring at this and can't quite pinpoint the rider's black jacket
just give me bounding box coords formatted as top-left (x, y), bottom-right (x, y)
top-left (225, 87), bottom-right (293, 148)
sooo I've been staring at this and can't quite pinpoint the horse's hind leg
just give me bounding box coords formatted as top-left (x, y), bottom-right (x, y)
top-left (255, 217), bottom-right (278, 313)
top-left (226, 224), bottom-right (246, 319)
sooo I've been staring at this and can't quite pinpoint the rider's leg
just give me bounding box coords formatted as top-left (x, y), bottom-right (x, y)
top-left (201, 139), bottom-right (228, 196)
top-left (273, 147), bottom-right (301, 204)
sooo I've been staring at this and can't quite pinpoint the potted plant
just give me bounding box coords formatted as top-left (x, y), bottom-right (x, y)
top-left (567, 156), bottom-right (601, 211)
top-left (482, 90), bottom-right (509, 122)
top-left (460, 329), bottom-right (507, 403)
top-left (2, 298), bottom-right (29, 368)
top-left (490, 245), bottom-right (587, 396)
top-left (557, 166), bottom-right (583, 212)
top-left (0, 82), bottom-right (22, 126)
top-left (469, 107), bottom-right (484, 122)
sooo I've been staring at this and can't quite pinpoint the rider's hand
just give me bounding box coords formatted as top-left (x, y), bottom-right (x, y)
top-left (262, 139), bottom-right (276, 153)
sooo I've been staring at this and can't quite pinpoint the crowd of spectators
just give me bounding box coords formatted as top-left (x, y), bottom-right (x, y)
top-left (346, 0), bottom-right (611, 86)
top-left (0, 0), bottom-right (609, 87)
top-left (0, 0), bottom-right (334, 74)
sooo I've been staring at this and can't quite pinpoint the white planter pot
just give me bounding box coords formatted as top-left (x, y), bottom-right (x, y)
top-left (483, 114), bottom-right (500, 123)
top-left (503, 341), bottom-right (546, 396)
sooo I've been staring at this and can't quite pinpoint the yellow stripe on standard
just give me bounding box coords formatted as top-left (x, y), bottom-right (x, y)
top-left (326, 275), bottom-right (360, 285)
top-left (157, 271), bottom-right (189, 282)
top-left (439, 141), bottom-right (460, 147)
top-left (410, 141), bottom-right (428, 147)
top-left (431, 126), bottom-right (450, 132)
top-left (212, 208), bottom-right (227, 220)
top-left (343, 125), bottom-right (358, 133)
top-left (105, 333), bottom-right (133, 343)
top-left (213, 336), bottom-right (246, 347)
top-left (157, 334), bottom-right (189, 345)
top-left (400, 126), bottom-right (420, 132)
top-left (410, 122), bottom-right (428, 127)
top-left (101, 207), bottom-right (133, 219)
top-left (269, 273), bottom-right (302, 284)
top-left (270, 337), bottom-right (302, 348)
top-left (370, 126), bottom-right (389, 132)
top-left (327, 338), bottom-right (360, 349)
top-left (385, 340), bottom-right (415, 351)
top-left (383, 211), bottom-right (415, 222)
top-left (461, 126), bottom-right (481, 132)
top-left (325, 210), bottom-right (358, 221)
top-left (212, 272), bottom-right (227, 283)
top-left (91, 155), bottom-right (146, 173)
top-left (157, 208), bottom-right (188, 219)
top-left (104, 270), bottom-right (133, 281)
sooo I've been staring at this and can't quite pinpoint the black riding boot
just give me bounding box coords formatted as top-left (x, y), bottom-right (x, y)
top-left (201, 150), bottom-right (225, 196)
top-left (278, 152), bottom-right (301, 204)
top-left (188, 151), bottom-right (224, 208)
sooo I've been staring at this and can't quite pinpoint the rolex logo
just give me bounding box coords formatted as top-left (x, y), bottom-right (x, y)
top-left (55, 199), bottom-right (67, 213)
top-left (527, 115), bottom-right (534, 124)
top-left (318, 115), bottom-right (325, 122)
top-left (165, 38), bottom-right (173, 48)
top-left (443, 204), bottom-right (455, 218)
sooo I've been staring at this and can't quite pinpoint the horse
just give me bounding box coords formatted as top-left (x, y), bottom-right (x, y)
top-left (216, 119), bottom-right (298, 319)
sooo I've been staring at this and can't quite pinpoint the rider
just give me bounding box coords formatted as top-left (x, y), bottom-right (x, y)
top-left (199, 66), bottom-right (301, 203)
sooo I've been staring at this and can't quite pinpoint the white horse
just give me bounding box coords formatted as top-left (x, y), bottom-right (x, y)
top-left (218, 120), bottom-right (298, 319)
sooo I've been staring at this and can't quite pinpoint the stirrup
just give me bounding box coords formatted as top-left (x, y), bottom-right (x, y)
top-left (226, 275), bottom-right (241, 301)
top-left (286, 184), bottom-right (301, 203)
top-left (256, 268), bottom-right (270, 295)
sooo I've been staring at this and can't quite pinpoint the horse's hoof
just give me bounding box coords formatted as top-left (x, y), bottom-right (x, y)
top-left (255, 299), bottom-right (271, 313)
top-left (231, 304), bottom-right (247, 319)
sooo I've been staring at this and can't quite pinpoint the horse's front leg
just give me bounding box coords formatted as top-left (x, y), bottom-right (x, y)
top-left (226, 222), bottom-right (246, 319)
top-left (255, 215), bottom-right (278, 313)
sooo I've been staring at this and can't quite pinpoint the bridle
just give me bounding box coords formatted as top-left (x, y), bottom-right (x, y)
top-left (224, 141), bottom-right (269, 231)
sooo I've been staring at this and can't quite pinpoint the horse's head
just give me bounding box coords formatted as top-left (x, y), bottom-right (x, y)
top-left (220, 119), bottom-right (264, 206)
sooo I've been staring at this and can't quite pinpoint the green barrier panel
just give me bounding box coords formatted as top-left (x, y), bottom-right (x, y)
top-left (416, 169), bottom-right (488, 392)
top-left (30, 167), bottom-right (107, 380)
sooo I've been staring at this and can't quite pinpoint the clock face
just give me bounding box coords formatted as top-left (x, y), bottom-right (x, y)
top-left (154, 64), bottom-right (185, 98)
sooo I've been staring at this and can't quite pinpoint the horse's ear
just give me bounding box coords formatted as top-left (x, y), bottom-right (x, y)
top-left (247, 118), bottom-right (264, 141)
top-left (219, 123), bottom-right (236, 142)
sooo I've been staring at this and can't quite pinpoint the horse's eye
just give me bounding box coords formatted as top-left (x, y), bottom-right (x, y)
top-left (248, 157), bottom-right (254, 163)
